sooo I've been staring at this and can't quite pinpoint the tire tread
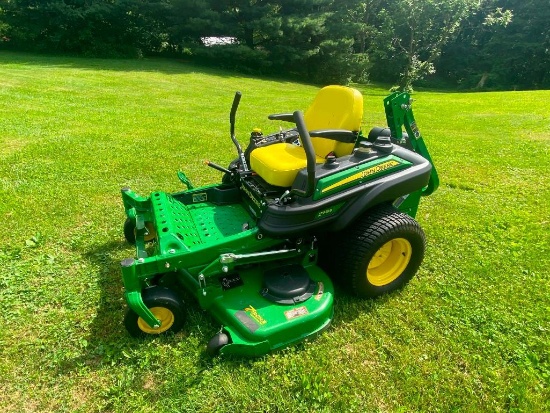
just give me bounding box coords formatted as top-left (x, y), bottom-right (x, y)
top-left (321, 204), bottom-right (425, 297)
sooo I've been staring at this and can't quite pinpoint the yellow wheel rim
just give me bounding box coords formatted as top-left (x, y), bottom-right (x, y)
top-left (134, 222), bottom-right (157, 242)
top-left (367, 238), bottom-right (412, 286)
top-left (137, 307), bottom-right (175, 334)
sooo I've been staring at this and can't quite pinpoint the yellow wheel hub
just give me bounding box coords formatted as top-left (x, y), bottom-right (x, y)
top-left (367, 238), bottom-right (412, 286)
top-left (137, 307), bottom-right (175, 334)
top-left (134, 222), bottom-right (157, 243)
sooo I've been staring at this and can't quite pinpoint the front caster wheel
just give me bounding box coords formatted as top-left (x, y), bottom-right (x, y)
top-left (329, 205), bottom-right (426, 298)
top-left (123, 218), bottom-right (157, 245)
top-left (206, 331), bottom-right (230, 356)
top-left (124, 287), bottom-right (186, 337)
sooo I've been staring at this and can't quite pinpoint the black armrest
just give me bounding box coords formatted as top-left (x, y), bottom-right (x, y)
top-left (309, 129), bottom-right (357, 143)
top-left (268, 113), bottom-right (295, 122)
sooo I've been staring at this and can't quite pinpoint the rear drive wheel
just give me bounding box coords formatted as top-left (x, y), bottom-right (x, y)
top-left (124, 287), bottom-right (186, 337)
top-left (329, 205), bottom-right (425, 298)
top-left (123, 218), bottom-right (157, 245)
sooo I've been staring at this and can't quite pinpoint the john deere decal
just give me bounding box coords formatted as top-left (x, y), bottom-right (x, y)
top-left (314, 156), bottom-right (411, 200)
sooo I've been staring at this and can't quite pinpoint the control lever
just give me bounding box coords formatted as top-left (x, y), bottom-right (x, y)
top-left (204, 160), bottom-right (232, 175)
top-left (229, 91), bottom-right (249, 171)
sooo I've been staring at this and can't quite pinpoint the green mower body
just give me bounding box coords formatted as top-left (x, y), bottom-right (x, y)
top-left (119, 88), bottom-right (439, 356)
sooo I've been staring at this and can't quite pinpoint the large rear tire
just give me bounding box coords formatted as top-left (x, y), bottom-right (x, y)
top-left (324, 205), bottom-right (425, 298)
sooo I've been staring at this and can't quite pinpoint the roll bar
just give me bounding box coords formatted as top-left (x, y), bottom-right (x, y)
top-left (292, 110), bottom-right (316, 198)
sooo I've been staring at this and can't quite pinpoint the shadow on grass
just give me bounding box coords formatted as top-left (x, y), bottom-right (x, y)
top-left (52, 241), bottom-right (134, 372)
top-left (0, 49), bottom-right (300, 85)
top-left (52, 239), bottom-right (218, 379)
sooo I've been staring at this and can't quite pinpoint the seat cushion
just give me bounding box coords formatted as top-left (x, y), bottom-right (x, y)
top-left (251, 86), bottom-right (363, 187)
top-left (250, 143), bottom-right (325, 187)
top-left (305, 85), bottom-right (363, 158)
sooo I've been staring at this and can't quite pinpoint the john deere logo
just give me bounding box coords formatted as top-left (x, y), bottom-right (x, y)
top-left (241, 184), bottom-right (262, 210)
top-left (244, 305), bottom-right (267, 325)
top-left (321, 160), bottom-right (401, 194)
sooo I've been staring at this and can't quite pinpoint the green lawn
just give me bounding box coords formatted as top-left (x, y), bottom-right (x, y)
top-left (0, 51), bottom-right (548, 412)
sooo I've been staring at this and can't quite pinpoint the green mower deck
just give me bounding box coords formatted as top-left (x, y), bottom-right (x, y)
top-left (121, 184), bottom-right (333, 356)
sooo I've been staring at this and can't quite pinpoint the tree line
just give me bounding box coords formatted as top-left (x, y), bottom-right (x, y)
top-left (0, 0), bottom-right (548, 90)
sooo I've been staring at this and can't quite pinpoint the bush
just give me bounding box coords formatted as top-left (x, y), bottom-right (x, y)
top-left (193, 44), bottom-right (272, 74)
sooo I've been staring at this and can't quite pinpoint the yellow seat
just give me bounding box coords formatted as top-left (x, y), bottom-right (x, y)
top-left (250, 85), bottom-right (363, 187)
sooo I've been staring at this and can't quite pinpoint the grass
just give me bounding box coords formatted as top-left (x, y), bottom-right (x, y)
top-left (0, 51), bottom-right (548, 412)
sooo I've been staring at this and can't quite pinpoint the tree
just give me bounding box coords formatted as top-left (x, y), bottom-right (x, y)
top-left (439, 0), bottom-right (549, 89)
top-left (217, 0), bottom-right (282, 49)
top-left (263, 0), bottom-right (369, 83)
top-left (374, 0), bottom-right (483, 90)
top-left (1, 0), bottom-right (546, 89)
top-left (0, 0), bottom-right (170, 57)
top-left (166, 0), bottom-right (224, 50)
top-left (171, 0), bottom-right (368, 83)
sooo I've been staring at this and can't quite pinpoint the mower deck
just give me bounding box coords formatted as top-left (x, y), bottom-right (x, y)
top-left (121, 184), bottom-right (334, 355)
top-left (207, 263), bottom-right (333, 356)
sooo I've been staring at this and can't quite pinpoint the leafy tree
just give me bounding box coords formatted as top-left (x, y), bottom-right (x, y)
top-left (166, 0), bottom-right (224, 49)
top-left (170, 0), bottom-right (367, 83)
top-left (370, 0), bottom-right (482, 90)
top-left (263, 0), bottom-right (369, 83)
top-left (345, 2), bottom-right (402, 84)
top-left (439, 0), bottom-right (549, 89)
top-left (0, 0), bottom-right (547, 88)
top-left (216, 0), bottom-right (282, 49)
top-left (0, 0), bottom-right (170, 56)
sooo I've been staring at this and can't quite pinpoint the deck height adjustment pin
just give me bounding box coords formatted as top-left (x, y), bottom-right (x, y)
top-left (198, 274), bottom-right (207, 296)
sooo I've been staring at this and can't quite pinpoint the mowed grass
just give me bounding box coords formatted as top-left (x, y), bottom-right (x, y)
top-left (0, 51), bottom-right (548, 412)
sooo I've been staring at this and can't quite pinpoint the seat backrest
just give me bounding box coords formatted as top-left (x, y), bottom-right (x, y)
top-left (304, 85), bottom-right (363, 158)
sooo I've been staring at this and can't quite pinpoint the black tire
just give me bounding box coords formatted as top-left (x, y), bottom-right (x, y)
top-left (206, 331), bottom-right (231, 356)
top-left (123, 218), bottom-right (156, 245)
top-left (326, 204), bottom-right (425, 298)
top-left (124, 287), bottom-right (186, 337)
